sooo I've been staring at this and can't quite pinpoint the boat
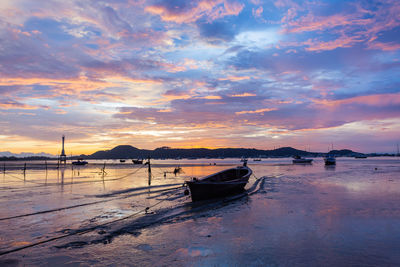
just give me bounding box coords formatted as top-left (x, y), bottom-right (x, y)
top-left (132, 159), bottom-right (143, 164)
top-left (186, 160), bottom-right (252, 201)
top-left (292, 155), bottom-right (313, 164)
top-left (354, 155), bottom-right (367, 159)
top-left (253, 158), bottom-right (262, 161)
top-left (120, 159), bottom-right (126, 162)
top-left (72, 158), bottom-right (88, 165)
top-left (324, 155), bottom-right (336, 165)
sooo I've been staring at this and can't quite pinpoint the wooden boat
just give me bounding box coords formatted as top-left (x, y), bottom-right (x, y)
top-left (72, 158), bottom-right (88, 165)
top-left (292, 155), bottom-right (313, 164)
top-left (186, 161), bottom-right (252, 201)
top-left (120, 159), bottom-right (126, 162)
top-left (324, 155), bottom-right (336, 165)
top-left (132, 159), bottom-right (143, 164)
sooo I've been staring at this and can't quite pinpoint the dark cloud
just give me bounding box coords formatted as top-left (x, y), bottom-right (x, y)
top-left (197, 20), bottom-right (237, 43)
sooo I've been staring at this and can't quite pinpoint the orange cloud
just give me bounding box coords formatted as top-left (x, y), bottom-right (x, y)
top-left (230, 93), bottom-right (257, 97)
top-left (0, 100), bottom-right (49, 110)
top-left (198, 95), bottom-right (222, 100)
top-left (236, 107), bottom-right (277, 115)
top-left (218, 75), bottom-right (250, 81)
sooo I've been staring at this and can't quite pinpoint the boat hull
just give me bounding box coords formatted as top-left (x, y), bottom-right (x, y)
top-left (187, 180), bottom-right (248, 201)
top-left (186, 166), bottom-right (252, 202)
top-left (72, 161), bottom-right (88, 165)
top-left (324, 158), bottom-right (336, 165)
top-left (293, 159), bottom-right (313, 164)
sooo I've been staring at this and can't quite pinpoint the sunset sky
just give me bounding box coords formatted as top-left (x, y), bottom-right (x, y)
top-left (0, 0), bottom-right (399, 155)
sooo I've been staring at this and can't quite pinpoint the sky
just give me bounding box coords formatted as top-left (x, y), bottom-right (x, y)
top-left (0, 0), bottom-right (399, 155)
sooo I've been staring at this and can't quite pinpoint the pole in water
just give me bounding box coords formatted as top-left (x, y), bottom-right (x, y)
top-left (3, 163), bottom-right (5, 173)
top-left (45, 160), bottom-right (48, 173)
top-left (147, 157), bottom-right (151, 186)
top-left (23, 163), bottom-right (26, 179)
top-left (102, 162), bottom-right (106, 178)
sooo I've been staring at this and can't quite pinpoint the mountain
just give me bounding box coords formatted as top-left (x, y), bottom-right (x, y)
top-left (328, 149), bottom-right (366, 157)
top-left (86, 145), bottom-right (335, 159)
top-left (89, 145), bottom-right (151, 159)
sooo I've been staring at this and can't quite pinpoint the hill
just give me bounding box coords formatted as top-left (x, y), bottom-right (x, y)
top-left (86, 145), bottom-right (334, 159)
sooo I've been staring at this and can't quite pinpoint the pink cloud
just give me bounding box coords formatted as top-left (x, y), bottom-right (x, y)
top-left (278, 1), bottom-right (400, 52)
top-left (312, 93), bottom-right (400, 108)
top-left (367, 41), bottom-right (400, 51)
top-left (145, 0), bottom-right (244, 24)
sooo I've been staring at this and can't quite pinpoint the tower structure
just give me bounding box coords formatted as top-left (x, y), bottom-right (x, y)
top-left (60, 135), bottom-right (66, 164)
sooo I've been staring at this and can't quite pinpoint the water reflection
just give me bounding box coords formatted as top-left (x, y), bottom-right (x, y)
top-left (324, 165), bottom-right (336, 171)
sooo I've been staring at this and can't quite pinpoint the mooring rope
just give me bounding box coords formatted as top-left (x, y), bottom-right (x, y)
top-left (1, 164), bottom-right (146, 187)
top-left (0, 174), bottom-right (269, 256)
top-left (0, 183), bottom-right (183, 222)
top-left (0, 185), bottom-right (184, 256)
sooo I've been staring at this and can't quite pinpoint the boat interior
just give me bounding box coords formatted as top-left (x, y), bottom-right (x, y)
top-left (206, 168), bottom-right (249, 182)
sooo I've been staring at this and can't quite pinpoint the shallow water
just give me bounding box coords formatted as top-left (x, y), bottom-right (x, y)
top-left (0, 157), bottom-right (399, 266)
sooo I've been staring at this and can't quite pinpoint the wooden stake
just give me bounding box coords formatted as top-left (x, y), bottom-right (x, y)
top-left (147, 157), bottom-right (151, 186)
top-left (23, 163), bottom-right (26, 179)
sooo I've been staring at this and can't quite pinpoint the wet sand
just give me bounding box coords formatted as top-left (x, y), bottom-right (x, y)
top-left (0, 158), bottom-right (399, 266)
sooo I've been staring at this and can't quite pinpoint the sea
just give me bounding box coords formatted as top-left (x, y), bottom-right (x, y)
top-left (0, 157), bottom-right (399, 266)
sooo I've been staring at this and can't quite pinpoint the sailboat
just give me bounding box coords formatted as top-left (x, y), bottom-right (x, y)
top-left (324, 144), bottom-right (336, 165)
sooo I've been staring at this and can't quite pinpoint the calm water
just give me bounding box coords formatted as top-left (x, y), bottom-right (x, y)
top-left (0, 157), bottom-right (399, 266)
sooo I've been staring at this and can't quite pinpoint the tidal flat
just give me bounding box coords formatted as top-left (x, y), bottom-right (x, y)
top-left (0, 157), bottom-right (399, 266)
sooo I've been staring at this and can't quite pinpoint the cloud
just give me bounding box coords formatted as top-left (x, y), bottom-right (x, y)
top-left (277, 0), bottom-right (400, 52)
top-left (197, 20), bottom-right (237, 43)
top-left (0, 99), bottom-right (49, 110)
top-left (145, 0), bottom-right (244, 24)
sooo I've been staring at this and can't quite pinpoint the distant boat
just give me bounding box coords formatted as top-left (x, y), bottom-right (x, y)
top-left (324, 155), bottom-right (336, 165)
top-left (354, 155), bottom-right (367, 159)
top-left (253, 158), bottom-right (261, 161)
top-left (72, 158), bottom-right (88, 165)
top-left (186, 160), bottom-right (252, 201)
top-left (120, 159), bottom-right (126, 162)
top-left (292, 155), bottom-right (313, 164)
top-left (132, 159), bottom-right (143, 164)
